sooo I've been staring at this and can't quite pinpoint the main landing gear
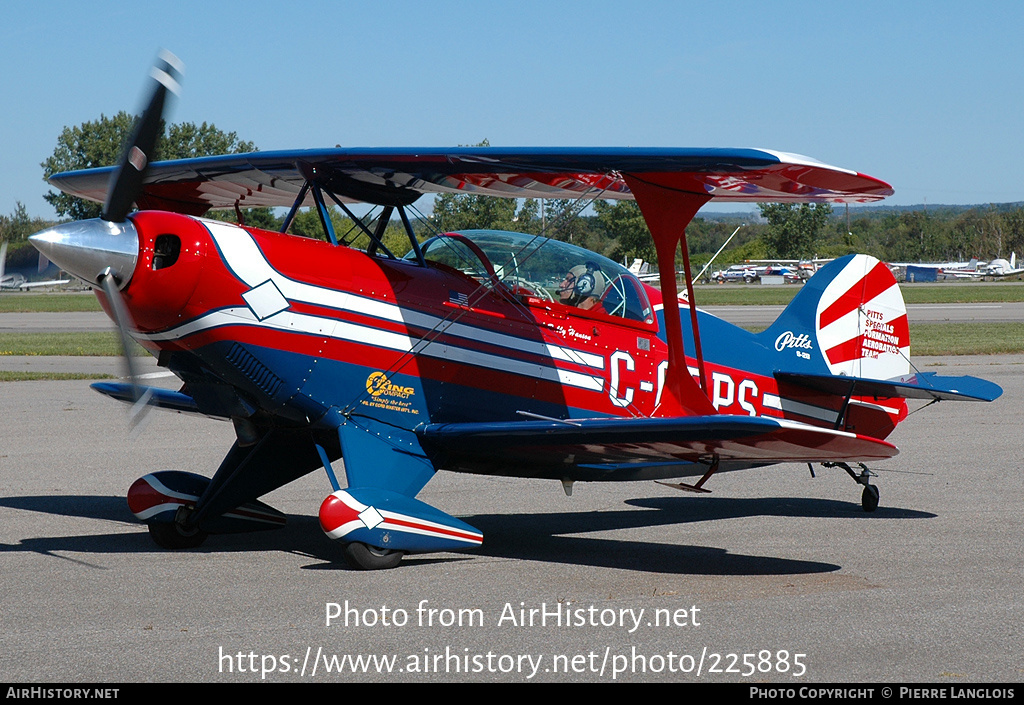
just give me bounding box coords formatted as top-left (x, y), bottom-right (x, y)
top-left (820, 462), bottom-right (880, 512)
top-left (340, 542), bottom-right (405, 571)
top-left (861, 483), bottom-right (880, 512)
top-left (128, 470), bottom-right (289, 552)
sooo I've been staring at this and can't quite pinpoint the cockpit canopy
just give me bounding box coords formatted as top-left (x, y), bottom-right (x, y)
top-left (413, 230), bottom-right (654, 324)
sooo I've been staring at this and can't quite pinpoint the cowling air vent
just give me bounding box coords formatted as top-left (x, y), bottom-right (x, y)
top-left (226, 343), bottom-right (282, 397)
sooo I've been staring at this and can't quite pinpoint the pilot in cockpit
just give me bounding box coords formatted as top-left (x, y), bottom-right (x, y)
top-left (558, 262), bottom-right (608, 313)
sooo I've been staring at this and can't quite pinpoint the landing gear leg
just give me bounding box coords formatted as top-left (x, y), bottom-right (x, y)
top-left (824, 462), bottom-right (880, 513)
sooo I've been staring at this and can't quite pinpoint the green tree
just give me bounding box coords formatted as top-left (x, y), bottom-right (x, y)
top-left (205, 207), bottom-right (281, 231)
top-left (432, 192), bottom-right (523, 233)
top-left (162, 122), bottom-right (255, 160)
top-left (428, 139), bottom-right (541, 236)
top-left (593, 200), bottom-right (653, 262)
top-left (882, 210), bottom-right (949, 262)
top-left (758, 203), bottom-right (833, 259)
top-left (0, 202), bottom-right (54, 243)
top-left (283, 205), bottom-right (414, 257)
top-left (41, 113), bottom-right (257, 220)
top-left (1001, 207), bottom-right (1024, 258)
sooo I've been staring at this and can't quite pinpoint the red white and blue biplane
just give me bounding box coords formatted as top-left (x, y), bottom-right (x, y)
top-left (29, 53), bottom-right (1001, 569)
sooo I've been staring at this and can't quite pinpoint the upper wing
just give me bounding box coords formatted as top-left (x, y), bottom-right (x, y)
top-left (417, 414), bottom-right (897, 481)
top-left (46, 147), bottom-right (893, 213)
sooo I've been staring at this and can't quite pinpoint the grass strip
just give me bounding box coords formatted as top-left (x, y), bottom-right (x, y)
top-left (0, 331), bottom-right (145, 356)
top-left (6, 282), bottom-right (1024, 312)
top-left (739, 322), bottom-right (1024, 356)
top-left (0, 371), bottom-right (116, 382)
top-left (694, 282), bottom-right (1024, 305)
top-left (0, 293), bottom-right (101, 313)
top-left (906, 322), bottom-right (1024, 355)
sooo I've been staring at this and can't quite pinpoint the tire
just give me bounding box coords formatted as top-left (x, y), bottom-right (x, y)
top-left (341, 542), bottom-right (405, 570)
top-left (861, 485), bottom-right (880, 513)
top-left (148, 521), bottom-right (208, 549)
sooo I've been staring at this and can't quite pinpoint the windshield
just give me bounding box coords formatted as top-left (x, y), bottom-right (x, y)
top-left (413, 229), bottom-right (654, 324)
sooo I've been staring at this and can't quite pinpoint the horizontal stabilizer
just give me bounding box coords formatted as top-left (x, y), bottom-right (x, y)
top-left (775, 371), bottom-right (1002, 402)
top-left (418, 415), bottom-right (897, 481)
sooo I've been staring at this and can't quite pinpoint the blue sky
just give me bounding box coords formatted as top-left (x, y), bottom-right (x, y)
top-left (3, 1), bottom-right (1023, 218)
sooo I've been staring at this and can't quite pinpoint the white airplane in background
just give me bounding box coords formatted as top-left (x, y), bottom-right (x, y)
top-left (743, 258), bottom-right (834, 282)
top-left (984, 253), bottom-right (1024, 277)
top-left (1, 273), bottom-right (28, 289)
top-left (941, 258), bottom-right (985, 278)
top-left (890, 254), bottom-right (1024, 281)
top-left (888, 257), bottom-right (983, 281)
top-left (0, 241), bottom-right (70, 290)
top-left (626, 258), bottom-right (662, 282)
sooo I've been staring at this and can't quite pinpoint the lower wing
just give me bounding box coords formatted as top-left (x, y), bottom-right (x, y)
top-left (417, 414), bottom-right (897, 481)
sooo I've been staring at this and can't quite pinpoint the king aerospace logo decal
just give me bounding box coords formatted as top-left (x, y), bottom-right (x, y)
top-left (363, 372), bottom-right (419, 415)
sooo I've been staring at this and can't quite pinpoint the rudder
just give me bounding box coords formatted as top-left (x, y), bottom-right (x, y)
top-left (762, 254), bottom-right (910, 380)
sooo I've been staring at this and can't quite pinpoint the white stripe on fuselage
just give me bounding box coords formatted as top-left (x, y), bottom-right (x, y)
top-left (138, 305), bottom-right (605, 391)
top-left (143, 221), bottom-right (605, 391)
top-left (203, 220), bottom-right (604, 370)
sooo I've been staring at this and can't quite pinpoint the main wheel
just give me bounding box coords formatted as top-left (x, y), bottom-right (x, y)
top-left (148, 521), bottom-right (208, 549)
top-left (861, 484), bottom-right (880, 513)
top-left (341, 542), bottom-right (405, 570)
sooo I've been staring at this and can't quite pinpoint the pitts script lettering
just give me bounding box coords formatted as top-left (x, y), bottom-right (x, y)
top-left (775, 331), bottom-right (813, 352)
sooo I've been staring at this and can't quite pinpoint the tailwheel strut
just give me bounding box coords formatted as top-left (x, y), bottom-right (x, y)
top-left (823, 462), bottom-right (880, 513)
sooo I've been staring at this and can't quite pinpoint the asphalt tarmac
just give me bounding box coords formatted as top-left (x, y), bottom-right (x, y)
top-left (0, 349), bottom-right (1021, 684)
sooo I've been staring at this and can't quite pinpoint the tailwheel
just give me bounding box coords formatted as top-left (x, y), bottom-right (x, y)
top-left (148, 521), bottom-right (208, 549)
top-left (861, 484), bottom-right (880, 513)
top-left (341, 542), bottom-right (405, 571)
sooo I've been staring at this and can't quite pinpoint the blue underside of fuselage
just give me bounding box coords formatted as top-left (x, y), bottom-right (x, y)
top-left (187, 338), bottom-right (599, 429)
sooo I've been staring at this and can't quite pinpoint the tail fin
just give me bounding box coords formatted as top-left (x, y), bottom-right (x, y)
top-left (761, 254), bottom-right (910, 380)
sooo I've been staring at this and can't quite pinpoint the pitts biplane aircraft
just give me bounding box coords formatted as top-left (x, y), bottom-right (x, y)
top-left (30, 54), bottom-right (1001, 569)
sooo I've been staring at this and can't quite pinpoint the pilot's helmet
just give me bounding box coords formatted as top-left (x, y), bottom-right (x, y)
top-left (566, 262), bottom-right (608, 303)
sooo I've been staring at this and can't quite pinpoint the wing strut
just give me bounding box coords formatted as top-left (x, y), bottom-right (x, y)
top-left (280, 181), bottom-right (310, 234)
top-left (311, 183), bottom-right (339, 245)
top-left (623, 175), bottom-right (715, 417)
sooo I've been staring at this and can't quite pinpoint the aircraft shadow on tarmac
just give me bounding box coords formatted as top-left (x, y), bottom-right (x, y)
top-left (457, 495), bottom-right (934, 575)
top-left (0, 493), bottom-right (934, 576)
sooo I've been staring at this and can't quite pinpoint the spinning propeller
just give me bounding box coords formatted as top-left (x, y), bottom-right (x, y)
top-left (102, 51), bottom-right (184, 223)
top-left (30, 50), bottom-right (184, 428)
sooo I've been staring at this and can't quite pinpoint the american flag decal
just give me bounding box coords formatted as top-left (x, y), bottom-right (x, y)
top-left (449, 290), bottom-right (470, 306)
